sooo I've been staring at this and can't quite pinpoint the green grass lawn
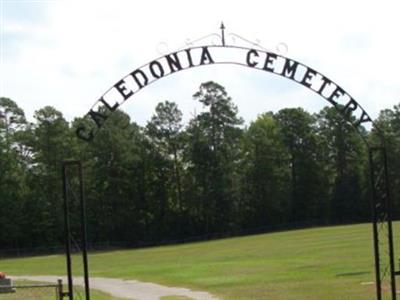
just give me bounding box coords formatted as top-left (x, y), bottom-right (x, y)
top-left (2, 222), bottom-right (399, 299)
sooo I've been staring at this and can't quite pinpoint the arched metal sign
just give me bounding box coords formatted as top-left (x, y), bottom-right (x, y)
top-left (76, 45), bottom-right (375, 144)
top-left (73, 30), bottom-right (397, 300)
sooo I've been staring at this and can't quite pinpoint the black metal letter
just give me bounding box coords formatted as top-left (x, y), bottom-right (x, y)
top-left (131, 69), bottom-right (149, 89)
top-left (354, 111), bottom-right (372, 127)
top-left (281, 58), bottom-right (298, 79)
top-left (317, 76), bottom-right (332, 96)
top-left (327, 86), bottom-right (345, 106)
top-left (199, 47), bottom-right (214, 65)
top-left (88, 110), bottom-right (108, 128)
top-left (99, 97), bottom-right (119, 112)
top-left (185, 49), bottom-right (194, 68)
top-left (165, 52), bottom-right (183, 73)
top-left (246, 49), bottom-right (259, 67)
top-left (263, 52), bottom-right (277, 72)
top-left (341, 98), bottom-right (358, 116)
top-left (76, 125), bottom-right (94, 142)
top-left (300, 67), bottom-right (317, 88)
top-left (149, 60), bottom-right (165, 78)
top-left (114, 80), bottom-right (134, 100)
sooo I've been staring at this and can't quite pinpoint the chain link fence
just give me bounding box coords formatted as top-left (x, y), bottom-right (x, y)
top-left (0, 280), bottom-right (64, 300)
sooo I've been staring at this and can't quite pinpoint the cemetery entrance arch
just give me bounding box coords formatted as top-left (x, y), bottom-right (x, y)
top-left (67, 31), bottom-right (397, 300)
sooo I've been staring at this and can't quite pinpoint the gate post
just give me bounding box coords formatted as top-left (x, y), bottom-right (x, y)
top-left (62, 160), bottom-right (90, 300)
top-left (57, 279), bottom-right (63, 300)
top-left (62, 163), bottom-right (74, 300)
top-left (369, 146), bottom-right (397, 300)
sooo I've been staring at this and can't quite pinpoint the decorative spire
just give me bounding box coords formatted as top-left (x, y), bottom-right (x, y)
top-left (220, 22), bottom-right (226, 46)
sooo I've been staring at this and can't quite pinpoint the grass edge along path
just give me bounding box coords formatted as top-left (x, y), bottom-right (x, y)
top-left (2, 222), bottom-right (399, 300)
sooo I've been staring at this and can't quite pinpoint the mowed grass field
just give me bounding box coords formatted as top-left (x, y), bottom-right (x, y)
top-left (2, 222), bottom-right (400, 300)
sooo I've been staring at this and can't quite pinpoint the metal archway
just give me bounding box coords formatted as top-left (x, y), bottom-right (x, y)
top-left (71, 33), bottom-right (397, 300)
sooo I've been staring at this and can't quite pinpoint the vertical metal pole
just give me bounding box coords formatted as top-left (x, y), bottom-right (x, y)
top-left (57, 278), bottom-right (63, 300)
top-left (220, 22), bottom-right (226, 46)
top-left (78, 162), bottom-right (91, 300)
top-left (62, 164), bottom-right (74, 300)
top-left (382, 148), bottom-right (397, 300)
top-left (369, 149), bottom-right (382, 300)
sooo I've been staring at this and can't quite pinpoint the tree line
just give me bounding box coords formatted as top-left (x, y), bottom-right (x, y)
top-left (1, 81), bottom-right (399, 250)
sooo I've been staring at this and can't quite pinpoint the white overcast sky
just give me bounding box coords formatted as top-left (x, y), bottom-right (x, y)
top-left (1, 0), bottom-right (399, 126)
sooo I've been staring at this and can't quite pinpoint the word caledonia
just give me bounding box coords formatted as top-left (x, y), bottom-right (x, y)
top-left (77, 46), bottom-right (371, 141)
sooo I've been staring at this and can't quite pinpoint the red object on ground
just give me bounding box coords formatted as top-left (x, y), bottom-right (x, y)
top-left (0, 272), bottom-right (6, 279)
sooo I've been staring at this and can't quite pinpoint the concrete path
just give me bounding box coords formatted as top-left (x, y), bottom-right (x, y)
top-left (11, 276), bottom-right (218, 300)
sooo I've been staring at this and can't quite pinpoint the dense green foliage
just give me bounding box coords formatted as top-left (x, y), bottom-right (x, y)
top-left (0, 82), bottom-right (399, 250)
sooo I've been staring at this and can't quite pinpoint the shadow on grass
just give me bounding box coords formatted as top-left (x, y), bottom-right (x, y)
top-left (336, 271), bottom-right (370, 277)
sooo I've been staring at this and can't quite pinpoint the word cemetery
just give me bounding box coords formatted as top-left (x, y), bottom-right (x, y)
top-left (76, 46), bottom-right (372, 141)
